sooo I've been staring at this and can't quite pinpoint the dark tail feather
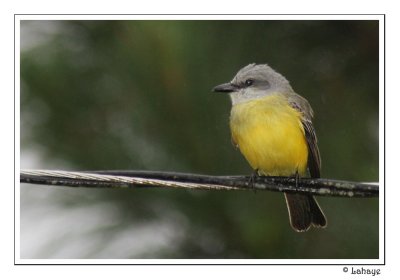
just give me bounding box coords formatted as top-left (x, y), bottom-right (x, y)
top-left (309, 195), bottom-right (327, 228)
top-left (284, 193), bottom-right (327, 232)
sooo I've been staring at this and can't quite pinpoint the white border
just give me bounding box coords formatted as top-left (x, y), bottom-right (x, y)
top-left (15, 14), bottom-right (384, 265)
top-left (378, 16), bottom-right (385, 262)
top-left (17, 14), bottom-right (383, 20)
top-left (15, 17), bottom-right (21, 264)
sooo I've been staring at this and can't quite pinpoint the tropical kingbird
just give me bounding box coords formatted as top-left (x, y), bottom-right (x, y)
top-left (213, 63), bottom-right (327, 232)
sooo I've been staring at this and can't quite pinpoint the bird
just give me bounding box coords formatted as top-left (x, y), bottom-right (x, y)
top-left (213, 63), bottom-right (327, 232)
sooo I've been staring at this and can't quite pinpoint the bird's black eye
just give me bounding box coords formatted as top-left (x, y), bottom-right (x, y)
top-left (245, 79), bottom-right (254, 87)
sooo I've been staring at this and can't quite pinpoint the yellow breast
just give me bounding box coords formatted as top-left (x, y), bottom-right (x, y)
top-left (230, 94), bottom-right (308, 176)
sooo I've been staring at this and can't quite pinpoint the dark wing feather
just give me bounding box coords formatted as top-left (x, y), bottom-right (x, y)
top-left (285, 94), bottom-right (326, 230)
top-left (288, 98), bottom-right (321, 178)
top-left (301, 118), bottom-right (321, 178)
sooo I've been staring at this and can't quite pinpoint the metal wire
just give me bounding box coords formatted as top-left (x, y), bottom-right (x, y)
top-left (20, 169), bottom-right (379, 198)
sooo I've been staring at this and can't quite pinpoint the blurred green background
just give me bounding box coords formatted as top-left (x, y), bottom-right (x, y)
top-left (20, 20), bottom-right (379, 259)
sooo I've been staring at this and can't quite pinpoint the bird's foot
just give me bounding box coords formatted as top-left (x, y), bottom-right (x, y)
top-left (293, 170), bottom-right (300, 189)
top-left (248, 169), bottom-right (259, 193)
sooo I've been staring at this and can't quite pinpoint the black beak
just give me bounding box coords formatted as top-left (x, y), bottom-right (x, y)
top-left (212, 82), bottom-right (238, 93)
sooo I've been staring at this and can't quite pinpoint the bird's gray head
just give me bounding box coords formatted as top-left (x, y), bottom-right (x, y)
top-left (213, 63), bottom-right (294, 105)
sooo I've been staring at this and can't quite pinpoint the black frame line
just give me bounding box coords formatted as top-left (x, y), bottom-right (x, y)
top-left (15, 13), bottom-right (385, 266)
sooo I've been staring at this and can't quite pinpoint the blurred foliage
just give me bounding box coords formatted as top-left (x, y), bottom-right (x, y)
top-left (20, 20), bottom-right (379, 259)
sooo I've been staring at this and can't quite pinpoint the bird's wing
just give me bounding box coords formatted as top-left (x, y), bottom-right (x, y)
top-left (300, 118), bottom-right (321, 178)
top-left (288, 94), bottom-right (321, 178)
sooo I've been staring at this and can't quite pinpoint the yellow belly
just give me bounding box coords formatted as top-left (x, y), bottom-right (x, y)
top-left (230, 94), bottom-right (308, 176)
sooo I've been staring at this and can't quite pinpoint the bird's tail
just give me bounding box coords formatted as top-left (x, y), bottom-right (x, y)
top-left (284, 193), bottom-right (327, 232)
